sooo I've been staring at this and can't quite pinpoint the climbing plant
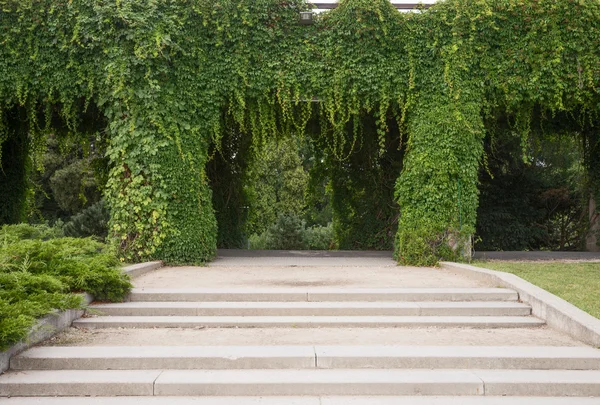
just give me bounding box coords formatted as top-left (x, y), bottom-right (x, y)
top-left (1, 0), bottom-right (599, 264)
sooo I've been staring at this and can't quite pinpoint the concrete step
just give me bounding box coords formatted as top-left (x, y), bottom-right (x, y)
top-left (11, 346), bottom-right (600, 371)
top-left (128, 288), bottom-right (519, 302)
top-left (72, 315), bottom-right (544, 329)
top-left (1, 397), bottom-right (600, 405)
top-left (2, 369), bottom-right (600, 397)
top-left (89, 301), bottom-right (532, 317)
top-left (314, 346), bottom-right (600, 370)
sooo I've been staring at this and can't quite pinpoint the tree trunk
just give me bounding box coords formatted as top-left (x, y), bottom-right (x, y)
top-left (586, 194), bottom-right (600, 252)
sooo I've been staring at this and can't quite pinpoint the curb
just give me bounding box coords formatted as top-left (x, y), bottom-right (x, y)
top-left (122, 261), bottom-right (163, 279)
top-left (0, 261), bottom-right (164, 374)
top-left (440, 261), bottom-right (600, 347)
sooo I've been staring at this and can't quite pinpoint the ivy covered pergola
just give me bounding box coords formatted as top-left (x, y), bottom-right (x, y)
top-left (1, 0), bottom-right (599, 265)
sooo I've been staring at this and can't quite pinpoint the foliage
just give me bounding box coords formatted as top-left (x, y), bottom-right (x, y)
top-left (477, 117), bottom-right (587, 251)
top-left (475, 261), bottom-right (600, 320)
top-left (211, 130), bottom-right (334, 250)
top-left (395, 98), bottom-right (484, 266)
top-left (26, 108), bottom-right (109, 224)
top-left (63, 200), bottom-right (110, 240)
top-left (0, 107), bottom-right (30, 225)
top-left (0, 223), bottom-right (131, 350)
top-left (248, 215), bottom-right (334, 250)
top-left (304, 223), bottom-right (335, 250)
top-left (311, 115), bottom-right (402, 250)
top-left (207, 121), bottom-right (254, 249)
top-left (49, 160), bottom-right (99, 214)
top-left (0, 223), bottom-right (63, 242)
top-left (583, 127), bottom-right (600, 248)
top-left (1, 0), bottom-right (600, 264)
top-left (245, 137), bottom-right (309, 237)
top-left (264, 213), bottom-right (306, 250)
top-left (248, 231), bottom-right (271, 250)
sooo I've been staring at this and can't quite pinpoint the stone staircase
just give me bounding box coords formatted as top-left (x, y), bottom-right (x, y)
top-left (1, 285), bottom-right (600, 403)
top-left (72, 287), bottom-right (542, 329)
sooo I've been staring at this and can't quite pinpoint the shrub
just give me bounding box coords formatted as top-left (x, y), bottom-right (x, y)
top-left (1, 223), bottom-right (64, 243)
top-left (264, 213), bottom-right (306, 250)
top-left (63, 200), bottom-right (110, 240)
top-left (248, 231), bottom-right (271, 250)
top-left (248, 218), bottom-right (335, 251)
top-left (305, 223), bottom-right (335, 250)
top-left (0, 224), bottom-right (131, 350)
top-left (50, 159), bottom-right (102, 215)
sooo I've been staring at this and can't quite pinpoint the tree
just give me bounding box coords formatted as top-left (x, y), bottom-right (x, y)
top-left (245, 136), bottom-right (309, 237)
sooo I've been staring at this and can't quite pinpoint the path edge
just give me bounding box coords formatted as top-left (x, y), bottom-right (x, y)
top-left (440, 261), bottom-right (600, 347)
top-left (0, 261), bottom-right (163, 373)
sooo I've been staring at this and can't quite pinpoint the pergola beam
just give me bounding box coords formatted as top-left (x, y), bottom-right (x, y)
top-left (309, 0), bottom-right (435, 10)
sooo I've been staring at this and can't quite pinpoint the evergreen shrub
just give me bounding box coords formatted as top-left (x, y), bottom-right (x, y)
top-left (63, 200), bottom-right (110, 240)
top-left (249, 216), bottom-right (335, 251)
top-left (304, 223), bottom-right (335, 250)
top-left (0, 224), bottom-right (131, 350)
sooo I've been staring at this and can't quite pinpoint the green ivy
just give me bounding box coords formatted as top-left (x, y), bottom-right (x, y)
top-left (1, 0), bottom-right (599, 264)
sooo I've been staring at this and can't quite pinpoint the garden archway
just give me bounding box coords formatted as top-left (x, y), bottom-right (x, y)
top-left (1, 0), bottom-right (599, 265)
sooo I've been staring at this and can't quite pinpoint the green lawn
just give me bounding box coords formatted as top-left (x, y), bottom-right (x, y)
top-left (474, 261), bottom-right (600, 320)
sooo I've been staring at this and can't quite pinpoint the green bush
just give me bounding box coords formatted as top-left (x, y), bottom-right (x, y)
top-left (63, 200), bottom-right (110, 240)
top-left (304, 223), bottom-right (335, 250)
top-left (0, 224), bottom-right (131, 350)
top-left (248, 217), bottom-right (335, 251)
top-left (248, 231), bottom-right (271, 250)
top-left (1, 223), bottom-right (64, 243)
top-left (264, 213), bottom-right (306, 250)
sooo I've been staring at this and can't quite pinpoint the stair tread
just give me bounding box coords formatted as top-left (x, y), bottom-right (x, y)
top-left (128, 288), bottom-right (519, 302)
top-left (74, 315), bottom-right (544, 325)
top-left (130, 288), bottom-right (517, 293)
top-left (16, 345), bottom-right (600, 359)
top-left (0, 397), bottom-right (599, 405)
top-left (92, 301), bottom-right (530, 308)
top-left (3, 368), bottom-right (600, 382)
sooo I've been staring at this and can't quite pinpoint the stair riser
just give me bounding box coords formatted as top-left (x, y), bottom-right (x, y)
top-left (1, 397), bottom-right (600, 405)
top-left (3, 382), bottom-right (600, 397)
top-left (0, 383), bottom-right (153, 397)
top-left (90, 308), bottom-right (532, 317)
top-left (73, 319), bottom-right (544, 329)
top-left (11, 357), bottom-right (600, 371)
top-left (153, 382), bottom-right (484, 396)
top-left (129, 292), bottom-right (518, 302)
top-left (10, 357), bottom-right (313, 371)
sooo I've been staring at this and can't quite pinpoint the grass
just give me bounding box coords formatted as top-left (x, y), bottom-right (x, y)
top-left (474, 261), bottom-right (600, 320)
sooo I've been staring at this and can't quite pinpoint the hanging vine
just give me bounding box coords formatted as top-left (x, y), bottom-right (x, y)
top-left (1, 0), bottom-right (599, 264)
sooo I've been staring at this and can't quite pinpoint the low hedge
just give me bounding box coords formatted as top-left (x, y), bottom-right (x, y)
top-left (0, 224), bottom-right (132, 351)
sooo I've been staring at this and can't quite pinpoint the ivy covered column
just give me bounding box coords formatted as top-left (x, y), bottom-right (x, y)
top-left (105, 105), bottom-right (217, 265)
top-left (394, 95), bottom-right (484, 265)
top-left (150, 138), bottom-right (217, 264)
